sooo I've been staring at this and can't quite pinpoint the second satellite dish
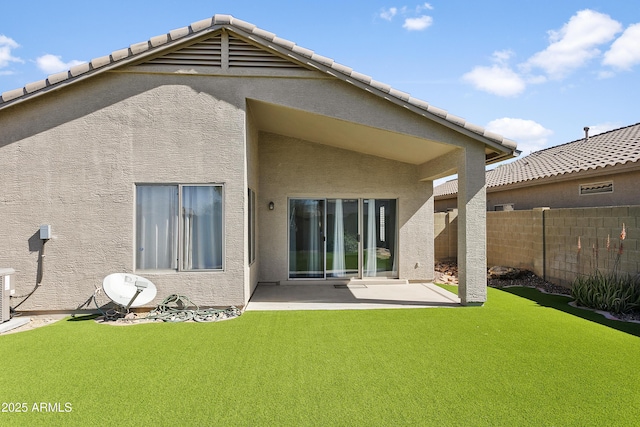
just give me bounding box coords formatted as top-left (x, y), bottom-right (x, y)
top-left (102, 273), bottom-right (157, 309)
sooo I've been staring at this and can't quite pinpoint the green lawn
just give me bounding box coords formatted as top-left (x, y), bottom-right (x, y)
top-left (2, 286), bottom-right (640, 426)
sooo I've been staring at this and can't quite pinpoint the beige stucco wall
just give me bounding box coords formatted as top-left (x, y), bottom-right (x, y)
top-left (455, 144), bottom-right (487, 304)
top-left (434, 210), bottom-right (457, 261)
top-left (1, 61), bottom-right (488, 311)
top-left (246, 103), bottom-right (260, 300)
top-left (436, 168), bottom-right (640, 212)
top-left (0, 72), bottom-right (250, 311)
top-left (435, 196), bottom-right (459, 213)
top-left (258, 133), bottom-right (434, 284)
top-left (486, 169), bottom-right (640, 211)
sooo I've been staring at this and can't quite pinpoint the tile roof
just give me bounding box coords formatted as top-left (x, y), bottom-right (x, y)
top-left (434, 122), bottom-right (640, 197)
top-left (0, 14), bottom-right (517, 155)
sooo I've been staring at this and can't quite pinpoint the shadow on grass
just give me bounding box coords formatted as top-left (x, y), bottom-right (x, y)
top-left (497, 286), bottom-right (640, 338)
top-left (67, 313), bottom-right (101, 322)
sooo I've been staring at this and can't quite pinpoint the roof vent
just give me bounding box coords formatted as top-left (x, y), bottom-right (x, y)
top-left (584, 126), bottom-right (589, 141)
top-left (580, 181), bottom-right (613, 195)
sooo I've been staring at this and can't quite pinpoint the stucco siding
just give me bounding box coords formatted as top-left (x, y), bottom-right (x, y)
top-left (485, 169), bottom-right (640, 210)
top-left (0, 64), bottom-right (488, 312)
top-left (245, 77), bottom-right (475, 151)
top-left (456, 144), bottom-right (487, 304)
top-left (0, 72), bottom-right (249, 311)
top-left (436, 168), bottom-right (640, 212)
top-left (246, 105), bottom-right (260, 299)
top-left (258, 133), bottom-right (434, 284)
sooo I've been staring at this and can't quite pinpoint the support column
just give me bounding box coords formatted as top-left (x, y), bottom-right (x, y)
top-left (457, 144), bottom-right (487, 305)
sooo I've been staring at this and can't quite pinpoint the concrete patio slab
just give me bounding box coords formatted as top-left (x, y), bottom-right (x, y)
top-left (246, 282), bottom-right (461, 311)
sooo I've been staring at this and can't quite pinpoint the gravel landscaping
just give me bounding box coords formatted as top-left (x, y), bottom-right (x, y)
top-left (435, 261), bottom-right (572, 295)
top-left (435, 261), bottom-right (640, 322)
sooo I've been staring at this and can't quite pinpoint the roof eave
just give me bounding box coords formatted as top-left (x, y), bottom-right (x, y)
top-left (0, 23), bottom-right (228, 112)
top-left (0, 14), bottom-right (518, 156)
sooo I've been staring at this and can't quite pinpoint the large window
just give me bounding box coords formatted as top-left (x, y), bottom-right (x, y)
top-left (136, 184), bottom-right (223, 271)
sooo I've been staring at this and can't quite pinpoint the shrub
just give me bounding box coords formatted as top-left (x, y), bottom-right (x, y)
top-left (572, 270), bottom-right (640, 315)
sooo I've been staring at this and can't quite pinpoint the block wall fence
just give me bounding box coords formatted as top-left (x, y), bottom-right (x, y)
top-left (434, 205), bottom-right (640, 288)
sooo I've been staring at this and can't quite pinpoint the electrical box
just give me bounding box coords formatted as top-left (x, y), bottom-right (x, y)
top-left (40, 225), bottom-right (52, 240)
top-left (0, 268), bottom-right (15, 323)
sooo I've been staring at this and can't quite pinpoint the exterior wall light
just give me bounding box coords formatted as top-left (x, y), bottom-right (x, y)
top-left (268, 201), bottom-right (275, 210)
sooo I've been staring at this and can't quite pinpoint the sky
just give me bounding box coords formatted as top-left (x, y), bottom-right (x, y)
top-left (1, 1), bottom-right (639, 168)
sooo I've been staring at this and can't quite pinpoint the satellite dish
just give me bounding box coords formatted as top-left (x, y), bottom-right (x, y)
top-left (102, 273), bottom-right (157, 309)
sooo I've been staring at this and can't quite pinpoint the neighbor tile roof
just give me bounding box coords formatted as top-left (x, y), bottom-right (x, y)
top-left (0, 14), bottom-right (517, 154)
top-left (434, 122), bottom-right (640, 197)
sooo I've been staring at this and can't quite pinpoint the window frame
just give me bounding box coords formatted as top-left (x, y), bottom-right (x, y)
top-left (135, 183), bottom-right (225, 272)
top-left (248, 188), bottom-right (256, 265)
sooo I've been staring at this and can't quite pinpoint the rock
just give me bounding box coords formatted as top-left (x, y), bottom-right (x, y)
top-left (435, 261), bottom-right (459, 285)
top-left (488, 266), bottom-right (521, 280)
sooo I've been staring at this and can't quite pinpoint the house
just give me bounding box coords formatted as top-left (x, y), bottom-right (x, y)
top-left (435, 123), bottom-right (640, 212)
top-left (0, 14), bottom-right (517, 312)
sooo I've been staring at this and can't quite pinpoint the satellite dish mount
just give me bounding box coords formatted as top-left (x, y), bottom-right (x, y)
top-left (102, 273), bottom-right (157, 319)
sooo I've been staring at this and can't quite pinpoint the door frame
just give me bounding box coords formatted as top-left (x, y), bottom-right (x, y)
top-left (287, 197), bottom-right (398, 280)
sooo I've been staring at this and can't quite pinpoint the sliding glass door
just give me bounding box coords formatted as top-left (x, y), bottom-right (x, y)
top-left (327, 199), bottom-right (359, 278)
top-left (289, 198), bottom-right (397, 280)
top-left (289, 199), bottom-right (325, 278)
top-left (363, 199), bottom-right (397, 278)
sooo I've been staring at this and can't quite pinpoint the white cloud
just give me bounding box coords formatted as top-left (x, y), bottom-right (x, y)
top-left (525, 9), bottom-right (622, 79)
top-left (486, 118), bottom-right (553, 154)
top-left (381, 4), bottom-right (434, 31)
top-left (36, 54), bottom-right (85, 75)
top-left (0, 35), bottom-right (23, 68)
top-left (603, 23), bottom-right (640, 70)
top-left (463, 65), bottom-right (525, 97)
top-left (380, 7), bottom-right (398, 21)
top-left (464, 9), bottom-right (626, 97)
top-left (597, 70), bottom-right (615, 79)
top-left (525, 74), bottom-right (547, 84)
top-left (585, 122), bottom-right (621, 136)
top-left (462, 51), bottom-right (526, 97)
top-left (403, 15), bottom-right (433, 31)
top-left (492, 49), bottom-right (513, 64)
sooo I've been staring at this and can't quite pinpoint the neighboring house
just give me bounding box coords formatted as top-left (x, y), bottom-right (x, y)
top-left (0, 14), bottom-right (517, 311)
top-left (435, 123), bottom-right (640, 212)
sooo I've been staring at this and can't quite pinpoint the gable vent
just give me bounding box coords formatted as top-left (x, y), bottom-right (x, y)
top-left (580, 181), bottom-right (613, 195)
top-left (228, 34), bottom-right (302, 69)
top-left (146, 35), bottom-right (222, 66)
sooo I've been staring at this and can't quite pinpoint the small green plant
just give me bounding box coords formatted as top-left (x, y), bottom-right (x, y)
top-left (572, 270), bottom-right (640, 314)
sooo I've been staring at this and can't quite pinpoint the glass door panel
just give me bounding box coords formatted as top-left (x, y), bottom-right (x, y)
top-left (326, 199), bottom-right (359, 278)
top-left (289, 198), bottom-right (397, 280)
top-left (363, 199), bottom-right (398, 278)
top-left (289, 199), bottom-right (325, 278)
